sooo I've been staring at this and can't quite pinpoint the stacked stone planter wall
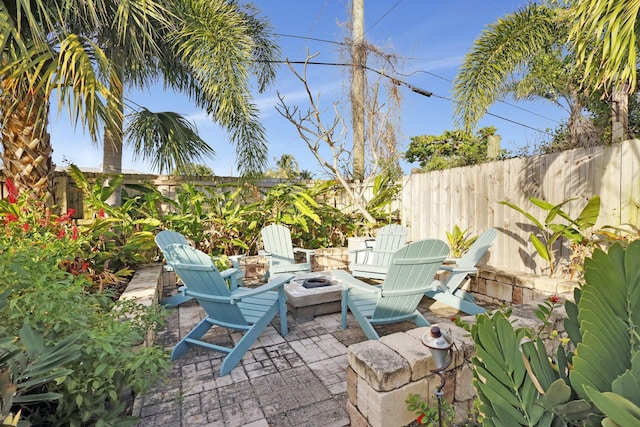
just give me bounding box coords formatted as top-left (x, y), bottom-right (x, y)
top-left (346, 301), bottom-right (569, 427)
top-left (463, 266), bottom-right (578, 304)
top-left (346, 323), bottom-right (475, 427)
top-left (117, 263), bottom-right (164, 348)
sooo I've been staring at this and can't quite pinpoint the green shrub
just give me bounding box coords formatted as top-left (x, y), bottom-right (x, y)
top-left (0, 179), bottom-right (169, 425)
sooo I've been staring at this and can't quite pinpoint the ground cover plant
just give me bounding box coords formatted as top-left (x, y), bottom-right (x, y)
top-left (0, 180), bottom-right (169, 426)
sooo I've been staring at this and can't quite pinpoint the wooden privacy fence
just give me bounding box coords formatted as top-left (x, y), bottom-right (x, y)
top-left (402, 139), bottom-right (640, 275)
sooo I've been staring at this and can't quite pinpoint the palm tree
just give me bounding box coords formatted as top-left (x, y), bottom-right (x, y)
top-left (100, 0), bottom-right (280, 205)
top-left (1, 0), bottom-right (279, 205)
top-left (569, 0), bottom-right (639, 141)
top-left (453, 2), bottom-right (599, 147)
top-left (275, 154), bottom-right (300, 178)
top-left (1, 1), bottom-right (117, 197)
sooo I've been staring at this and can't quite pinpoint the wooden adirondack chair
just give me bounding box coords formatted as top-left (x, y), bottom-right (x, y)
top-left (260, 224), bottom-right (314, 278)
top-left (159, 243), bottom-right (292, 376)
top-left (425, 228), bottom-right (497, 315)
top-left (155, 230), bottom-right (244, 308)
top-left (338, 239), bottom-right (449, 340)
top-left (349, 224), bottom-right (409, 280)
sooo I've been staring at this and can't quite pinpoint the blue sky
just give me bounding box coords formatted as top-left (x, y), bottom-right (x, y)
top-left (49, 0), bottom-right (567, 176)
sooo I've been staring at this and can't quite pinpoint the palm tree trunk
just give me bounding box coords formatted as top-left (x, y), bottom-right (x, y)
top-left (0, 85), bottom-right (54, 203)
top-left (102, 55), bottom-right (125, 207)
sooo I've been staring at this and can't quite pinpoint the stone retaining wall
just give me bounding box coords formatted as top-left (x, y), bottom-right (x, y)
top-left (462, 266), bottom-right (578, 304)
top-left (117, 264), bottom-right (164, 347)
top-left (239, 248), bottom-right (580, 305)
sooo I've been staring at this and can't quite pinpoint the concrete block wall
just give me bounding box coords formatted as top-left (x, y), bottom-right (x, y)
top-left (117, 264), bottom-right (164, 348)
top-left (346, 324), bottom-right (475, 427)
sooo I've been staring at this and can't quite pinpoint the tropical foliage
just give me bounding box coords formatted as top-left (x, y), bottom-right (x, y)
top-left (499, 195), bottom-right (600, 277)
top-left (453, 1), bottom-right (625, 149)
top-left (0, 179), bottom-right (168, 425)
top-left (405, 126), bottom-right (501, 171)
top-left (0, 0), bottom-right (279, 207)
top-left (471, 240), bottom-right (640, 426)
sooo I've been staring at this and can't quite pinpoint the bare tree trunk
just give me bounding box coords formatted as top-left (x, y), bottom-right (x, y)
top-left (611, 86), bottom-right (629, 143)
top-left (351, 0), bottom-right (365, 180)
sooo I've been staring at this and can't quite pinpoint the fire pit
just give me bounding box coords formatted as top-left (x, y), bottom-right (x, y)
top-left (284, 272), bottom-right (342, 322)
top-left (302, 277), bottom-right (331, 288)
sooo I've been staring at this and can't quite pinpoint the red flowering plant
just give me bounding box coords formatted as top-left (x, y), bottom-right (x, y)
top-left (0, 180), bottom-right (88, 279)
top-left (0, 177), bottom-right (153, 292)
top-left (65, 166), bottom-right (162, 290)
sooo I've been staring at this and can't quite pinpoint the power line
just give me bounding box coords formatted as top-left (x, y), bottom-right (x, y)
top-left (402, 70), bottom-right (561, 124)
top-left (363, 0), bottom-right (404, 36)
top-left (272, 33), bottom-right (560, 125)
top-left (274, 33), bottom-right (344, 46)
top-left (271, 59), bottom-right (554, 136)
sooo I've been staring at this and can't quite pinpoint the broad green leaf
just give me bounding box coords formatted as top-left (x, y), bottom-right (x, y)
top-left (575, 196), bottom-right (600, 229)
top-left (530, 234), bottom-right (550, 261)
top-left (584, 386), bottom-right (640, 426)
top-left (540, 379), bottom-right (572, 408)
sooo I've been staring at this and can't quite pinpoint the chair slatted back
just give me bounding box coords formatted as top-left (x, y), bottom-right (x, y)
top-left (261, 224), bottom-right (296, 265)
top-left (162, 244), bottom-right (247, 326)
top-left (370, 224), bottom-right (409, 267)
top-left (457, 228), bottom-right (498, 268)
top-left (155, 230), bottom-right (190, 251)
top-left (373, 239), bottom-right (448, 320)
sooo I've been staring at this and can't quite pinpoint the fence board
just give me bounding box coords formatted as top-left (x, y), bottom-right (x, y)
top-left (403, 139), bottom-right (640, 275)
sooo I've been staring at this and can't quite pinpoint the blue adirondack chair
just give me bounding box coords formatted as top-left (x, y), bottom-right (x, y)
top-left (348, 224), bottom-right (409, 280)
top-left (425, 228), bottom-right (498, 315)
top-left (155, 230), bottom-right (244, 308)
top-left (159, 243), bottom-right (292, 375)
top-left (260, 224), bottom-right (314, 278)
top-left (338, 239), bottom-right (449, 340)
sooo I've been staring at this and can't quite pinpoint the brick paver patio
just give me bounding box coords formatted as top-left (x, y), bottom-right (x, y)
top-left (133, 280), bottom-right (454, 427)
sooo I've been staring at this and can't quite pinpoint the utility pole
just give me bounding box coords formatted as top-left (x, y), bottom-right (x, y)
top-left (351, 0), bottom-right (365, 180)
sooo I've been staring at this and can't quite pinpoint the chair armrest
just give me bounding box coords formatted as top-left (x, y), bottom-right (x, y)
top-left (293, 248), bottom-right (315, 254)
top-left (183, 289), bottom-right (231, 304)
top-left (220, 267), bottom-right (241, 279)
top-left (348, 247), bottom-right (373, 254)
top-left (332, 270), bottom-right (382, 295)
top-left (221, 267), bottom-right (244, 290)
top-left (258, 250), bottom-right (272, 257)
top-left (293, 248), bottom-right (314, 263)
top-left (229, 254), bottom-right (245, 269)
top-left (448, 266), bottom-right (478, 274)
top-left (230, 273), bottom-right (294, 302)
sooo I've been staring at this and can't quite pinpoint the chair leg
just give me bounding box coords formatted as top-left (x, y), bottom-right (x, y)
top-left (171, 317), bottom-right (215, 361)
top-left (432, 292), bottom-right (486, 315)
top-left (411, 311), bottom-right (430, 328)
top-left (161, 293), bottom-right (193, 309)
top-left (278, 287), bottom-right (288, 335)
top-left (341, 289), bottom-right (349, 329)
top-left (220, 305), bottom-right (278, 376)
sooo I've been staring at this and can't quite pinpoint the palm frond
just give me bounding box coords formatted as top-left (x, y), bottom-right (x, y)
top-left (126, 108), bottom-right (215, 174)
top-left (453, 3), bottom-right (558, 130)
top-left (569, 0), bottom-right (640, 94)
